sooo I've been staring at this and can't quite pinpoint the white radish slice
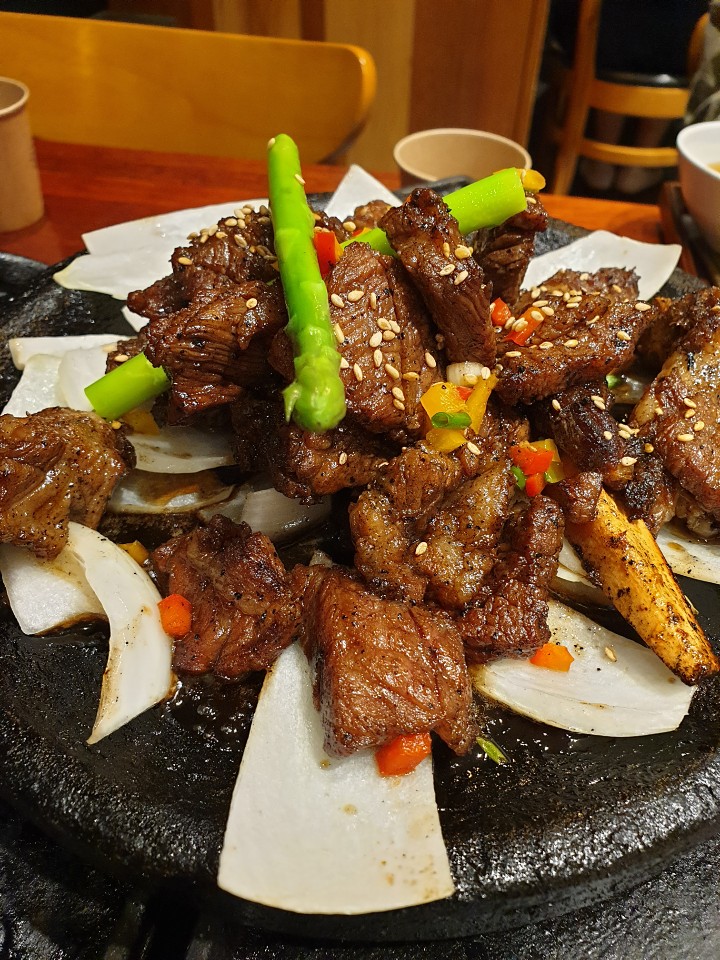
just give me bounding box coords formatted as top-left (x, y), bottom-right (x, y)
top-left (656, 524), bottom-right (720, 585)
top-left (64, 523), bottom-right (175, 744)
top-left (471, 599), bottom-right (694, 737)
top-left (108, 470), bottom-right (235, 514)
top-left (0, 543), bottom-right (104, 634)
top-left (2, 355), bottom-right (63, 416)
top-left (58, 345), bottom-right (117, 412)
top-left (201, 483), bottom-right (331, 541)
top-left (129, 427), bottom-right (235, 473)
top-left (9, 334), bottom-right (124, 370)
top-left (218, 643), bottom-right (454, 914)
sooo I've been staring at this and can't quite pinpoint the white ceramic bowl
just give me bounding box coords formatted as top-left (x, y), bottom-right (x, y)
top-left (393, 127), bottom-right (531, 187)
top-left (677, 121), bottom-right (720, 253)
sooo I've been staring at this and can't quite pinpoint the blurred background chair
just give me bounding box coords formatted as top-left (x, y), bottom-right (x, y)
top-left (548, 0), bottom-right (707, 195)
top-left (0, 10), bottom-right (376, 162)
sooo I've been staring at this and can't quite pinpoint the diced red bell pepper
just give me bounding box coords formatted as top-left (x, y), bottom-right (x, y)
top-left (491, 297), bottom-right (512, 328)
top-left (506, 307), bottom-right (544, 346)
top-left (524, 472), bottom-right (546, 497)
top-left (313, 229), bottom-right (343, 279)
top-left (509, 442), bottom-right (555, 476)
top-left (375, 732), bottom-right (432, 776)
top-left (529, 642), bottom-right (574, 671)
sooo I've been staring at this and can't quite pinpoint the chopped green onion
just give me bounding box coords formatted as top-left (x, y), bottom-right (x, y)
top-left (343, 167), bottom-right (527, 255)
top-left (606, 373), bottom-right (621, 389)
top-left (85, 353), bottom-right (170, 421)
top-left (431, 410), bottom-right (472, 429)
top-left (511, 465), bottom-right (526, 490)
top-left (476, 735), bottom-right (509, 765)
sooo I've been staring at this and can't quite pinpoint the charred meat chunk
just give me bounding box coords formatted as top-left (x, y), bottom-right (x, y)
top-left (459, 496), bottom-right (565, 662)
top-left (630, 304), bottom-right (720, 522)
top-left (379, 188), bottom-right (496, 366)
top-left (636, 287), bottom-right (720, 371)
top-left (0, 409), bottom-right (133, 559)
top-left (153, 516), bottom-right (300, 678)
top-left (473, 193), bottom-right (549, 305)
top-left (300, 565), bottom-right (476, 756)
top-left (545, 470), bottom-right (603, 524)
top-left (351, 199), bottom-right (393, 231)
top-left (496, 268), bottom-right (651, 404)
top-left (620, 449), bottom-right (677, 534)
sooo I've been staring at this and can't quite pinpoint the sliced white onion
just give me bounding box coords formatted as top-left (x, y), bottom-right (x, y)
top-left (108, 470), bottom-right (235, 514)
top-left (553, 539), bottom-right (609, 607)
top-left (2, 354), bottom-right (63, 416)
top-left (201, 482), bottom-right (330, 541)
top-left (9, 335), bottom-right (124, 370)
top-left (64, 522), bottom-right (175, 744)
top-left (0, 543), bottom-right (104, 634)
top-left (446, 362), bottom-right (490, 387)
top-left (58, 345), bottom-right (118, 412)
top-left (129, 427), bottom-right (235, 473)
top-left (218, 643), bottom-right (454, 914)
top-left (657, 523), bottom-right (720, 585)
top-left (471, 599), bottom-right (694, 737)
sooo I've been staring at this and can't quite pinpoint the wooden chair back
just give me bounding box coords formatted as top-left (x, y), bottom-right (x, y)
top-left (550, 0), bottom-right (703, 194)
top-left (0, 11), bottom-right (376, 163)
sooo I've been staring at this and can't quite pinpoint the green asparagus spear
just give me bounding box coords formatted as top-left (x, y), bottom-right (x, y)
top-left (85, 352), bottom-right (170, 421)
top-left (343, 166), bottom-right (528, 255)
top-left (268, 133), bottom-right (346, 432)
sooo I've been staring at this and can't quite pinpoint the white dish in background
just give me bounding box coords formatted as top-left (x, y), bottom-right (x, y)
top-left (677, 120), bottom-right (720, 253)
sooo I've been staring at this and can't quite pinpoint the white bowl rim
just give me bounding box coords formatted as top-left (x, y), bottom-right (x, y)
top-left (677, 122), bottom-right (720, 182)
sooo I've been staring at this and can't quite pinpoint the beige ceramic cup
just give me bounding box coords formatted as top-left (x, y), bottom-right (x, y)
top-left (0, 77), bottom-right (44, 232)
top-left (394, 127), bottom-right (531, 187)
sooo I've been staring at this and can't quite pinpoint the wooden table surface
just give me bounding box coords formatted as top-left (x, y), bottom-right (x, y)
top-left (0, 140), bottom-right (666, 266)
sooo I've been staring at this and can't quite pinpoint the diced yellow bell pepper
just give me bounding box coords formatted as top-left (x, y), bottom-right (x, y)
top-left (420, 382), bottom-right (467, 420)
top-left (119, 540), bottom-right (150, 565)
top-left (121, 408), bottom-right (161, 435)
top-left (465, 372), bottom-right (497, 432)
top-left (425, 427), bottom-right (468, 453)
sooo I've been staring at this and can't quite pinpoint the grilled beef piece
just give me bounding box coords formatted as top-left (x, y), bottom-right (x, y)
top-left (379, 188), bottom-right (496, 366)
top-left (351, 199), bottom-right (393, 231)
top-left (630, 304), bottom-right (720, 522)
top-left (459, 496), bottom-right (564, 662)
top-left (310, 209), bottom-right (349, 243)
top-left (299, 565), bottom-right (476, 756)
top-left (127, 208), bottom-right (278, 322)
top-left (473, 193), bottom-right (549, 305)
top-left (636, 287), bottom-right (720, 371)
top-left (531, 380), bottom-right (633, 490)
top-left (143, 281), bottom-right (287, 418)
top-left (545, 470), bottom-right (603, 524)
top-left (496, 268), bottom-right (652, 404)
top-left (350, 405), bottom-right (525, 606)
top-left (0, 409), bottom-right (133, 559)
top-left (621, 449), bottom-right (677, 533)
top-left (325, 243), bottom-right (441, 438)
top-left (153, 516), bottom-right (300, 678)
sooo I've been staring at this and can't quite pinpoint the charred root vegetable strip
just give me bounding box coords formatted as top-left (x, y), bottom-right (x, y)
top-left (268, 133), bottom-right (346, 432)
top-left (566, 488), bottom-right (719, 684)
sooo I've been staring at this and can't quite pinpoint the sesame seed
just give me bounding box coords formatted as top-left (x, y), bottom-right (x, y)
top-left (533, 299), bottom-right (549, 307)
top-left (225, 218), bottom-right (237, 226)
top-left (110, 420), bottom-right (122, 430)
top-left (439, 263), bottom-right (455, 276)
top-left (267, 137), bottom-right (276, 149)
top-left (415, 541), bottom-right (428, 556)
top-left (513, 318), bottom-right (529, 331)
top-left (618, 428), bottom-right (632, 439)
top-left (294, 173), bottom-right (305, 185)
top-left (343, 220), bottom-right (356, 232)
top-left (678, 433), bottom-right (694, 442)
top-left (580, 272), bottom-right (590, 281)
top-left (383, 330), bottom-right (396, 341)
top-left (591, 396), bottom-right (606, 410)
top-left (373, 349), bottom-right (383, 367)
top-left (370, 292), bottom-right (377, 309)
top-left (187, 231), bottom-right (199, 240)
top-left (683, 397), bottom-right (697, 408)
top-left (353, 362), bottom-right (363, 381)
top-left (527, 196), bottom-right (538, 204)
top-left (481, 366), bottom-right (491, 380)
top-left (552, 399), bottom-right (561, 411)
top-left (389, 320), bottom-right (401, 334)
top-left (564, 339), bottom-right (579, 348)
top-left (369, 331), bottom-right (383, 348)
top-left (333, 323), bottom-right (346, 344)
top-left (234, 234), bottom-right (247, 247)
top-left (504, 317), bottom-right (516, 330)
top-left (392, 386), bottom-right (405, 401)
top-left (655, 406), bottom-right (664, 416)
top-left (587, 314), bottom-right (599, 325)
top-left (604, 646), bottom-right (617, 662)
top-left (245, 297), bottom-right (258, 309)
top-left (454, 269), bottom-right (469, 285)
top-left (685, 409), bottom-right (696, 419)
top-left (566, 302), bottom-right (579, 309)
top-left (466, 441), bottom-right (482, 456)
top-left (530, 309), bottom-right (544, 322)
top-left (177, 256), bottom-right (193, 265)
top-left (340, 357), bottom-right (350, 369)
top-left (612, 284), bottom-right (622, 293)
top-left (505, 350), bottom-right (522, 358)
top-left (635, 302), bottom-right (651, 312)
top-left (338, 451), bottom-right (348, 465)
top-left (621, 456), bottom-right (637, 466)
top-left (539, 341), bottom-right (553, 350)
top-left (530, 287), bottom-right (541, 298)
top-left (393, 399), bottom-right (406, 411)
top-left (425, 352), bottom-right (437, 369)
top-left (455, 244), bottom-right (473, 259)
top-left (644, 443), bottom-right (654, 452)
top-left (694, 421), bottom-right (705, 431)
top-left (348, 289), bottom-right (363, 303)
top-left (603, 430), bottom-right (613, 440)
top-left (552, 289), bottom-right (564, 297)
top-left (207, 224), bottom-right (218, 236)
top-left (330, 293), bottom-right (344, 308)
top-left (616, 331), bottom-right (631, 341)
top-left (403, 371), bottom-right (420, 381)
top-left (113, 353), bottom-right (129, 363)
top-left (385, 363), bottom-right (401, 380)
top-left (377, 318), bottom-right (391, 330)
top-left (442, 241), bottom-right (451, 257)
top-left (216, 231), bottom-right (227, 239)
top-left (563, 291), bottom-right (570, 301)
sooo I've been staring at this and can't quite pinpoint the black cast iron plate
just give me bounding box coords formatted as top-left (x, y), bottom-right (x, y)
top-left (0, 220), bottom-right (719, 942)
